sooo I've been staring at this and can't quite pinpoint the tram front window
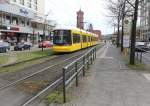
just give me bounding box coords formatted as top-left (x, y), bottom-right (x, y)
top-left (53, 30), bottom-right (72, 45)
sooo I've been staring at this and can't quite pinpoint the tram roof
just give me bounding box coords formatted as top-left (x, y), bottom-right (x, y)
top-left (54, 26), bottom-right (98, 37)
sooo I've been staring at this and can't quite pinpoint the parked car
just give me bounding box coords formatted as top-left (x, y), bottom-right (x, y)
top-left (24, 42), bottom-right (32, 47)
top-left (0, 42), bottom-right (10, 53)
top-left (14, 42), bottom-right (32, 51)
top-left (147, 42), bottom-right (150, 48)
top-left (135, 42), bottom-right (149, 52)
top-left (39, 41), bottom-right (53, 48)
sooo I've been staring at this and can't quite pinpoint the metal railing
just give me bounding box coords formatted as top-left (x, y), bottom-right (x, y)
top-left (135, 47), bottom-right (150, 62)
top-left (62, 47), bottom-right (97, 103)
top-left (21, 46), bottom-right (98, 106)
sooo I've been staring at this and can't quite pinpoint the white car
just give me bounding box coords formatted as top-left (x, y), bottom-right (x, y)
top-left (24, 42), bottom-right (32, 47)
top-left (135, 42), bottom-right (145, 46)
top-left (135, 41), bottom-right (149, 51)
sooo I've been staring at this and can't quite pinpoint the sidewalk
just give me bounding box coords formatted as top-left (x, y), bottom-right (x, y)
top-left (62, 44), bottom-right (150, 106)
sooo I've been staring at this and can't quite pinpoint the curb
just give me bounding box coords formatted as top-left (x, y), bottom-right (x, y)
top-left (0, 54), bottom-right (54, 68)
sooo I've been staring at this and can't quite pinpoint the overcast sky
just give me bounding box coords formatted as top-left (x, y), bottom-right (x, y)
top-left (45, 0), bottom-right (113, 35)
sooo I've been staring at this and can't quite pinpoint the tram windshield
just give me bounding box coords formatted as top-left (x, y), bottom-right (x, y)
top-left (53, 30), bottom-right (72, 45)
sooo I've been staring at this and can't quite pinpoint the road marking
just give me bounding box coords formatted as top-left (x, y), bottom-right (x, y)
top-left (100, 57), bottom-right (114, 59)
top-left (98, 44), bottom-right (109, 58)
top-left (143, 74), bottom-right (150, 82)
top-left (96, 45), bottom-right (106, 54)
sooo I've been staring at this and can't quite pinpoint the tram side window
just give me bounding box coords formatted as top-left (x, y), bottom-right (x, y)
top-left (73, 34), bottom-right (80, 43)
top-left (88, 37), bottom-right (91, 42)
top-left (82, 35), bottom-right (87, 43)
top-left (53, 30), bottom-right (72, 45)
top-left (91, 37), bottom-right (93, 42)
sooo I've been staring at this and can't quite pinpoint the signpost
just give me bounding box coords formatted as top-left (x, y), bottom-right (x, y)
top-left (123, 19), bottom-right (131, 56)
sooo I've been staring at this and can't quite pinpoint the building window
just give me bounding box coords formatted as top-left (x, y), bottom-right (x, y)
top-left (6, 15), bottom-right (11, 24)
top-left (27, 19), bottom-right (30, 26)
top-left (20, 0), bottom-right (25, 5)
top-left (12, 16), bottom-right (18, 25)
top-left (28, 2), bottom-right (32, 8)
top-left (19, 17), bottom-right (25, 26)
top-left (33, 0), bottom-right (37, 4)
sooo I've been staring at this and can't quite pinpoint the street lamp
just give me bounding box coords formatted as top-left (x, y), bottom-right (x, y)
top-left (42, 13), bottom-right (49, 51)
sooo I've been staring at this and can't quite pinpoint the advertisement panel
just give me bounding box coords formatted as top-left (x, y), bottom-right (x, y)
top-left (123, 19), bottom-right (131, 48)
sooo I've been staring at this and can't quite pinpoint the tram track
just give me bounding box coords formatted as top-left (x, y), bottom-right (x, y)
top-left (21, 45), bottom-right (103, 106)
top-left (0, 47), bottom-right (97, 106)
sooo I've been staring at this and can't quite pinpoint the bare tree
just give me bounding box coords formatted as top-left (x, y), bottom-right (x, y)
top-left (108, 0), bottom-right (141, 65)
top-left (107, 0), bottom-right (134, 49)
top-left (107, 0), bottom-right (122, 47)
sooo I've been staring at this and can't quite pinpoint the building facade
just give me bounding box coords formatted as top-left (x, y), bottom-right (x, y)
top-left (0, 0), bottom-right (56, 45)
top-left (77, 9), bottom-right (84, 29)
top-left (140, 0), bottom-right (150, 41)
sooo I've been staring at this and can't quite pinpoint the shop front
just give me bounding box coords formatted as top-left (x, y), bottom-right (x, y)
top-left (0, 25), bottom-right (31, 45)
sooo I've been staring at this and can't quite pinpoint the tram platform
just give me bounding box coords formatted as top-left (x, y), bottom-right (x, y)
top-left (62, 44), bottom-right (150, 106)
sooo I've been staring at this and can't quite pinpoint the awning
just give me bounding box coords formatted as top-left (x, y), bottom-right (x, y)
top-left (0, 30), bottom-right (31, 34)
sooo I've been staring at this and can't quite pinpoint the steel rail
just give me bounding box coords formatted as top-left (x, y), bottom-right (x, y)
top-left (21, 45), bottom-right (101, 106)
top-left (0, 49), bottom-right (90, 91)
top-left (22, 77), bottom-right (63, 106)
top-left (135, 47), bottom-right (150, 54)
top-left (135, 47), bottom-right (150, 62)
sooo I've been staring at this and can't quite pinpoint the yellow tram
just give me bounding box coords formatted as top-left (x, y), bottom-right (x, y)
top-left (52, 27), bottom-right (99, 52)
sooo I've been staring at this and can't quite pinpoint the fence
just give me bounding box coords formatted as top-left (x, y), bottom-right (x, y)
top-left (135, 47), bottom-right (149, 62)
top-left (62, 47), bottom-right (97, 103)
top-left (22, 46), bottom-right (98, 106)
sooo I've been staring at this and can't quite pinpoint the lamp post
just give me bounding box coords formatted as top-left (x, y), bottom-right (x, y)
top-left (42, 14), bottom-right (49, 51)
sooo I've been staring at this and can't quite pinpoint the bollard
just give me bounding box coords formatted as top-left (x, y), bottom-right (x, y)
top-left (63, 68), bottom-right (66, 103)
top-left (75, 62), bottom-right (78, 86)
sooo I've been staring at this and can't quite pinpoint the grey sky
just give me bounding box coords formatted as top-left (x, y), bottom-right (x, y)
top-left (45, 0), bottom-right (113, 35)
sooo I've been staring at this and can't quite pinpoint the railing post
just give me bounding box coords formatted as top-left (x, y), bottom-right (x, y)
top-left (75, 62), bottom-right (78, 86)
top-left (137, 52), bottom-right (139, 60)
top-left (91, 51), bottom-right (93, 64)
top-left (63, 67), bottom-right (66, 103)
top-left (95, 47), bottom-right (96, 59)
top-left (83, 56), bottom-right (85, 76)
top-left (87, 53), bottom-right (89, 69)
top-left (92, 49), bottom-right (94, 61)
top-left (140, 52), bottom-right (142, 62)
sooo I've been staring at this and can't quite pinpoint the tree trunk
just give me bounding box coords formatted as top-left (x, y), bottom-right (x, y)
top-left (117, 16), bottom-right (120, 47)
top-left (130, 0), bottom-right (139, 65)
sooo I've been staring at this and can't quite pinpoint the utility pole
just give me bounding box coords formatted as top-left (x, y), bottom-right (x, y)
top-left (129, 0), bottom-right (139, 65)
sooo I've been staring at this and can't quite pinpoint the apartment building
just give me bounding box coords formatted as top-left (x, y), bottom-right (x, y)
top-left (140, 0), bottom-right (150, 41)
top-left (0, 0), bottom-right (56, 45)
